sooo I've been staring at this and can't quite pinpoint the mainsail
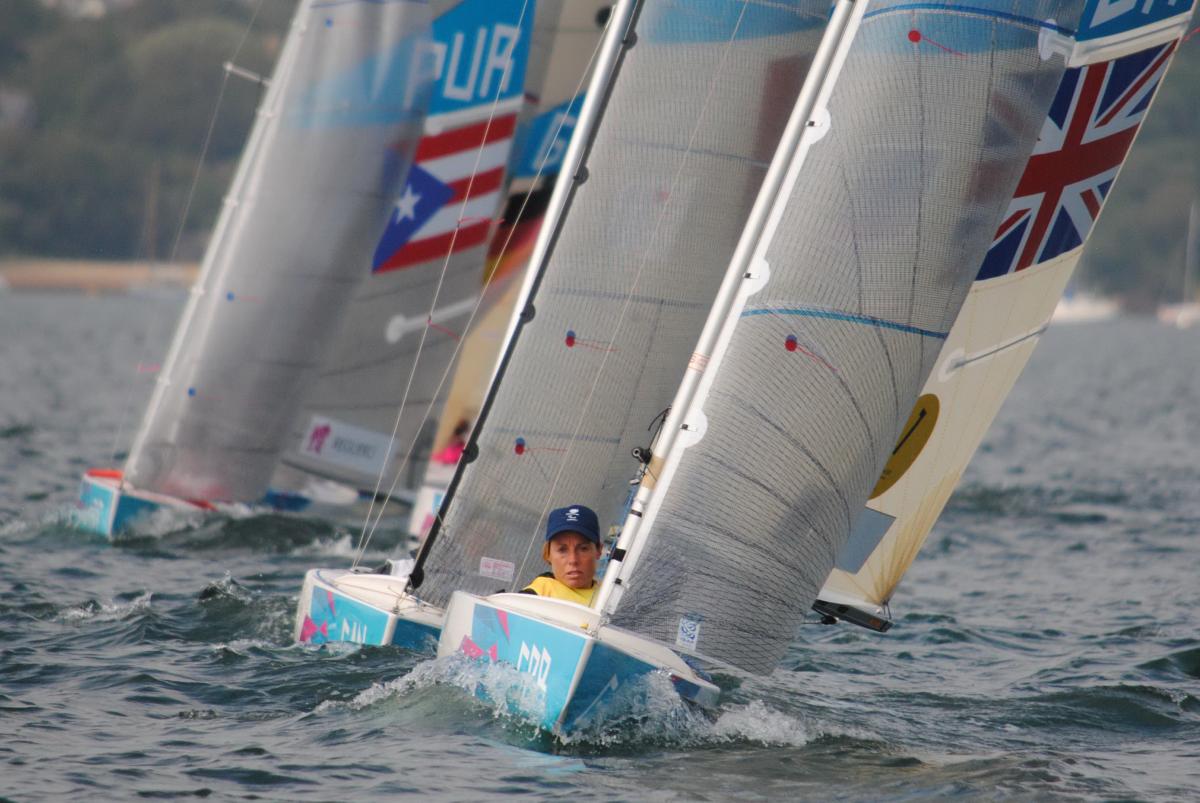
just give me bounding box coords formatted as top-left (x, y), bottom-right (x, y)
top-left (422, 0), bottom-right (610, 466)
top-left (273, 0), bottom-right (536, 497)
top-left (603, 0), bottom-right (1093, 674)
top-left (123, 0), bottom-right (432, 502)
top-left (412, 0), bottom-right (834, 606)
top-left (816, 0), bottom-right (1197, 620)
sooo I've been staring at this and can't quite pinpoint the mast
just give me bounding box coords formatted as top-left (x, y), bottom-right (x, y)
top-left (594, 0), bottom-right (867, 617)
top-left (408, 0), bottom-right (640, 589)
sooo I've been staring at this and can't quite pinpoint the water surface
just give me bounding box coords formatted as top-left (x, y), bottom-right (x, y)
top-left (2, 293), bottom-right (1197, 800)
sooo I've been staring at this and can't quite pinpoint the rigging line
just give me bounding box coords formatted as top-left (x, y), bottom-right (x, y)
top-left (352, 2), bottom-right (610, 567)
top-left (514, 1), bottom-right (757, 584)
top-left (107, 0), bottom-right (269, 478)
top-left (353, 0), bottom-right (537, 566)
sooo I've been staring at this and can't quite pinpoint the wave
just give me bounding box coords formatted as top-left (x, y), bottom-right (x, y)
top-left (57, 591), bottom-right (153, 623)
top-left (313, 655), bottom-right (816, 753)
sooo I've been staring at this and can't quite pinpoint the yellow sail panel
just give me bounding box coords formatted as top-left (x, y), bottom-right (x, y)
top-left (821, 251), bottom-right (1079, 607)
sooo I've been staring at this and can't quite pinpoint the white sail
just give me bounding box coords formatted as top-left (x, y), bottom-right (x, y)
top-left (603, 0), bottom-right (1098, 674)
top-left (411, 0), bottom-right (835, 606)
top-left (421, 0), bottom-right (1193, 734)
top-left (274, 0), bottom-right (537, 497)
top-left (423, 0), bottom-right (610, 463)
top-left (816, 3), bottom-right (1196, 623)
top-left (124, 0), bottom-right (432, 502)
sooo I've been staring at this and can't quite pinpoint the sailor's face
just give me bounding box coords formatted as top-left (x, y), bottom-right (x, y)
top-left (547, 532), bottom-right (599, 589)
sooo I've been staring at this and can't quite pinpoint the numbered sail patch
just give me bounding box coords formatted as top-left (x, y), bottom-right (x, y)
top-left (478, 557), bottom-right (515, 583)
top-left (870, 394), bottom-right (940, 499)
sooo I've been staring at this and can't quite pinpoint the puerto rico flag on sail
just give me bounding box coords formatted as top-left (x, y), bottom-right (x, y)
top-left (976, 40), bottom-right (1175, 281)
top-left (372, 0), bottom-right (532, 275)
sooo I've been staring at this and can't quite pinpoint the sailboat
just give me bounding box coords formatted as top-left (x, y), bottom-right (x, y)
top-left (75, 0), bottom-right (434, 537)
top-left (425, 0), bottom-right (1195, 734)
top-left (1050, 286), bottom-right (1119, 325)
top-left (814, 0), bottom-right (1193, 628)
top-left (294, 0), bottom-right (613, 648)
top-left (1157, 199), bottom-right (1200, 328)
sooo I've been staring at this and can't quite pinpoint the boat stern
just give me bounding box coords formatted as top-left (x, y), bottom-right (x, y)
top-left (74, 470), bottom-right (162, 537)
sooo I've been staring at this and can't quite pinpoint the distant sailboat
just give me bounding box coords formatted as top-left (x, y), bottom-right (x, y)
top-left (1157, 199), bottom-right (1200, 328)
top-left (75, 0), bottom-right (433, 536)
top-left (1050, 287), bottom-right (1119, 324)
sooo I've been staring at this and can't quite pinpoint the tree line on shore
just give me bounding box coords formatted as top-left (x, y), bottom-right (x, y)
top-left (1, 0), bottom-right (1197, 307)
top-left (0, 0), bottom-right (290, 263)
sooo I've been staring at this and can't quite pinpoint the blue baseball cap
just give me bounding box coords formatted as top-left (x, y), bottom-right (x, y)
top-left (545, 504), bottom-right (600, 546)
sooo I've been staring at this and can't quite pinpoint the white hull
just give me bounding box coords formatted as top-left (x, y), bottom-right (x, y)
top-left (74, 470), bottom-right (211, 538)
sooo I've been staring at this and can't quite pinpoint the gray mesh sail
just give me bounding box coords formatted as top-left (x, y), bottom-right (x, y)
top-left (273, 0), bottom-right (536, 495)
top-left (417, 1), bottom-right (833, 606)
top-left (609, 0), bottom-right (1087, 674)
top-left (124, 0), bottom-right (431, 502)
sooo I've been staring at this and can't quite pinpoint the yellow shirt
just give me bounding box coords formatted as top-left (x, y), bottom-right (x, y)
top-left (523, 574), bottom-right (597, 606)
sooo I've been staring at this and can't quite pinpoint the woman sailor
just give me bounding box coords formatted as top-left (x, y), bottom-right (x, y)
top-left (520, 504), bottom-right (602, 605)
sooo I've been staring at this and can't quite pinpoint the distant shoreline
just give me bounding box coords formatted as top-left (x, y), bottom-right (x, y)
top-left (0, 259), bottom-right (198, 294)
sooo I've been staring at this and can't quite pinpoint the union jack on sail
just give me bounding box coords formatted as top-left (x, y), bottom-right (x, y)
top-left (976, 40), bottom-right (1176, 281)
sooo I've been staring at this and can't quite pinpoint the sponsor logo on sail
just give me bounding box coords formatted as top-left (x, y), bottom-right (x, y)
top-left (301, 416), bottom-right (393, 476)
top-left (1079, 0), bottom-right (1193, 40)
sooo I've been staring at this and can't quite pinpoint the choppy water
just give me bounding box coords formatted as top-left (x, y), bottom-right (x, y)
top-left (2, 292), bottom-right (1198, 801)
